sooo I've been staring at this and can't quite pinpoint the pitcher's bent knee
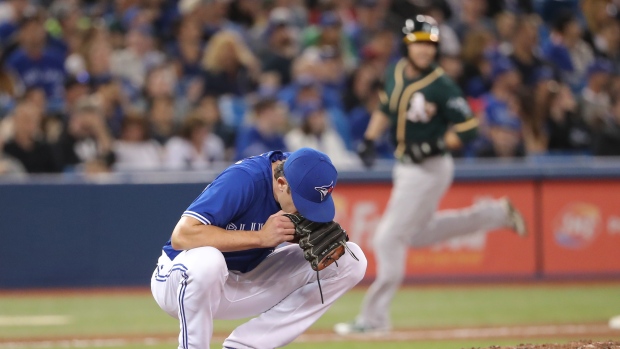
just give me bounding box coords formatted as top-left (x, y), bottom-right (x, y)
top-left (182, 246), bottom-right (228, 285)
top-left (342, 242), bottom-right (367, 285)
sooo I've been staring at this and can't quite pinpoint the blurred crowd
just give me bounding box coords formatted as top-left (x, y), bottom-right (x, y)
top-left (1, 0), bottom-right (620, 175)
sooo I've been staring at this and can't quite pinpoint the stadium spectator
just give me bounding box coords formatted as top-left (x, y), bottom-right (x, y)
top-left (164, 114), bottom-right (225, 170)
top-left (448, 0), bottom-right (494, 43)
top-left (360, 28), bottom-right (396, 76)
top-left (591, 19), bottom-right (620, 67)
top-left (278, 69), bottom-right (352, 148)
top-left (343, 63), bottom-right (378, 113)
top-left (542, 11), bottom-right (594, 91)
top-left (476, 57), bottom-right (524, 158)
top-left (546, 82), bottom-right (592, 153)
top-left (315, 45), bottom-right (347, 93)
top-left (0, 52), bottom-right (22, 118)
top-left (522, 67), bottom-right (554, 154)
top-left (301, 11), bottom-right (357, 71)
top-left (349, 0), bottom-right (384, 51)
top-left (347, 66), bottom-right (393, 159)
top-left (201, 30), bottom-right (260, 97)
top-left (0, 0), bottom-right (30, 42)
top-left (259, 7), bottom-right (299, 86)
top-left (508, 15), bottom-right (546, 87)
top-left (494, 11), bottom-right (517, 52)
top-left (113, 113), bottom-right (163, 171)
top-left (0, 131), bottom-right (24, 175)
top-left (580, 59), bottom-right (614, 129)
top-left (22, 87), bottom-right (46, 117)
top-left (592, 93), bottom-right (620, 156)
top-left (194, 0), bottom-right (244, 41)
top-left (581, 0), bottom-right (617, 49)
top-left (195, 94), bottom-right (236, 161)
top-left (5, 10), bottom-right (66, 113)
top-left (110, 25), bottom-right (165, 92)
top-left (168, 17), bottom-right (204, 81)
top-left (458, 29), bottom-right (496, 98)
top-left (2, 101), bottom-right (60, 173)
top-left (46, 1), bottom-right (85, 40)
top-left (64, 76), bottom-right (91, 113)
top-left (54, 99), bottom-right (115, 173)
top-left (80, 26), bottom-right (114, 82)
top-left (235, 97), bottom-right (287, 160)
top-left (90, 76), bottom-right (129, 139)
top-left (148, 95), bottom-right (177, 146)
top-left (140, 61), bottom-right (202, 125)
top-left (284, 101), bottom-right (360, 169)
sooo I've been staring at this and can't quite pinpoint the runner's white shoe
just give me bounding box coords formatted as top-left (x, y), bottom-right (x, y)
top-left (501, 197), bottom-right (527, 237)
top-left (334, 321), bottom-right (390, 336)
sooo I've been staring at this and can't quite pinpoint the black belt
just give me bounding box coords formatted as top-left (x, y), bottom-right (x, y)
top-left (399, 139), bottom-right (446, 164)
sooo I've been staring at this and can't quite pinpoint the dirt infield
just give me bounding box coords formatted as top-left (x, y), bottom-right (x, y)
top-left (478, 340), bottom-right (620, 348)
top-left (0, 323), bottom-right (618, 348)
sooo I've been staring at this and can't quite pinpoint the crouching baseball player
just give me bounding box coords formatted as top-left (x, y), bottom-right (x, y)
top-left (151, 147), bottom-right (367, 349)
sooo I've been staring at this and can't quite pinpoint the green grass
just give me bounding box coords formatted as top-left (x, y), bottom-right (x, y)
top-left (77, 338), bottom-right (615, 349)
top-left (1, 284), bottom-right (620, 348)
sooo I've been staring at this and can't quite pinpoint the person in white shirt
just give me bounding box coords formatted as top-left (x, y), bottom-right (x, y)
top-left (285, 102), bottom-right (361, 169)
top-left (164, 115), bottom-right (225, 170)
top-left (113, 113), bottom-right (163, 171)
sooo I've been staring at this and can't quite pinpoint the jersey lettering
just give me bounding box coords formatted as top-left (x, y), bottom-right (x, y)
top-left (226, 222), bottom-right (264, 231)
top-left (447, 97), bottom-right (472, 117)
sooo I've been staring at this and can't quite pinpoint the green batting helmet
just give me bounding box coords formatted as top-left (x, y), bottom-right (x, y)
top-left (402, 15), bottom-right (440, 45)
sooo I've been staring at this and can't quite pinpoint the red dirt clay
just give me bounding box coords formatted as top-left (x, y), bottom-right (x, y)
top-left (1, 323), bottom-right (618, 347)
top-left (477, 340), bottom-right (620, 348)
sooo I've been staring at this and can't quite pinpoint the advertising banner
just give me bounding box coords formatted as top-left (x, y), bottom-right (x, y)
top-left (541, 180), bottom-right (620, 275)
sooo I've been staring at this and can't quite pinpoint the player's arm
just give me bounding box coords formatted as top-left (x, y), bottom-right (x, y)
top-left (358, 88), bottom-right (392, 167)
top-left (170, 213), bottom-right (295, 251)
top-left (170, 168), bottom-right (295, 251)
top-left (445, 118), bottom-right (478, 150)
top-left (358, 109), bottom-right (390, 167)
top-left (364, 108), bottom-right (391, 142)
top-left (443, 84), bottom-right (479, 150)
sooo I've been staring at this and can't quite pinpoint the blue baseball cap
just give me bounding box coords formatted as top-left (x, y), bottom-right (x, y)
top-left (491, 57), bottom-right (517, 80)
top-left (284, 148), bottom-right (338, 222)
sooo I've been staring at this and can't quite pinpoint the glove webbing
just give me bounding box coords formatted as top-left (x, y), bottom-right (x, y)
top-left (315, 241), bottom-right (359, 304)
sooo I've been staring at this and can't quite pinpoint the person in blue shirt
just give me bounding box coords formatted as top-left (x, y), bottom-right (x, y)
top-left (151, 148), bottom-right (366, 349)
top-left (235, 97), bottom-right (288, 160)
top-left (4, 12), bottom-right (66, 113)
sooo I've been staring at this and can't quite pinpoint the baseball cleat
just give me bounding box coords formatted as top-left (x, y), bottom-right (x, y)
top-left (333, 321), bottom-right (390, 336)
top-left (502, 197), bottom-right (527, 237)
top-left (609, 315), bottom-right (620, 329)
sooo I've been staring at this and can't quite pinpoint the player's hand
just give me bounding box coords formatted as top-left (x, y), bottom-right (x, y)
top-left (259, 211), bottom-right (296, 247)
top-left (357, 138), bottom-right (376, 168)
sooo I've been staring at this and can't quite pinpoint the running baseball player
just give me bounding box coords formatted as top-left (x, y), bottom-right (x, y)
top-left (334, 15), bottom-right (527, 335)
top-left (151, 147), bottom-right (366, 348)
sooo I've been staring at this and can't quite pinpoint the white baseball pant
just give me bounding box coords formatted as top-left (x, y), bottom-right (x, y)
top-left (151, 242), bottom-right (366, 349)
top-left (357, 155), bottom-right (510, 329)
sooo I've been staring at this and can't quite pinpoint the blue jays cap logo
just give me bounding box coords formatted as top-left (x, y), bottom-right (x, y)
top-left (315, 181), bottom-right (334, 202)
